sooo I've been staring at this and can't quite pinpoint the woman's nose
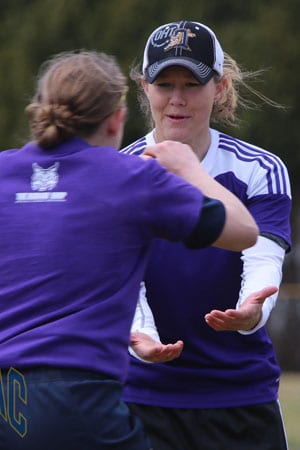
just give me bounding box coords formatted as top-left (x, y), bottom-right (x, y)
top-left (169, 88), bottom-right (187, 106)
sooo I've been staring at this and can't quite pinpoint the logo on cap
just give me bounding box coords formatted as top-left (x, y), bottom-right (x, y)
top-left (164, 28), bottom-right (196, 52)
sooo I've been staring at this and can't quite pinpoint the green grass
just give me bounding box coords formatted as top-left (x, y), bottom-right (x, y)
top-left (279, 372), bottom-right (300, 450)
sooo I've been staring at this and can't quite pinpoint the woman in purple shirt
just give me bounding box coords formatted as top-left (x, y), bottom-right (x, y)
top-left (0, 50), bottom-right (257, 450)
top-left (122, 20), bottom-right (291, 450)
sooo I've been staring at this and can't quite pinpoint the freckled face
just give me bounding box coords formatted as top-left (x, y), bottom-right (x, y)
top-left (142, 66), bottom-right (218, 150)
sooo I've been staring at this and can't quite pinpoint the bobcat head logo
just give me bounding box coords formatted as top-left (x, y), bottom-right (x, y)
top-left (31, 162), bottom-right (60, 192)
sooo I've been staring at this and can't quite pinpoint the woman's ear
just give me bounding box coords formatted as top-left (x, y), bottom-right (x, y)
top-left (141, 79), bottom-right (150, 97)
top-left (106, 107), bottom-right (127, 136)
top-left (214, 76), bottom-right (228, 103)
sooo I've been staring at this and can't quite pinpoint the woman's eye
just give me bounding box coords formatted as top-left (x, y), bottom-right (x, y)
top-left (155, 82), bottom-right (171, 88)
top-left (186, 83), bottom-right (200, 88)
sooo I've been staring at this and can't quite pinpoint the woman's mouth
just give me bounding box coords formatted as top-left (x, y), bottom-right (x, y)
top-left (166, 114), bottom-right (189, 122)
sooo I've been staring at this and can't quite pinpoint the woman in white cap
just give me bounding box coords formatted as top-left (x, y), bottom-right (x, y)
top-left (122, 20), bottom-right (291, 450)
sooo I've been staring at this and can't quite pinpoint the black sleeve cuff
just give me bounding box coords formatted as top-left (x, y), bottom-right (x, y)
top-left (259, 231), bottom-right (290, 253)
top-left (184, 196), bottom-right (226, 249)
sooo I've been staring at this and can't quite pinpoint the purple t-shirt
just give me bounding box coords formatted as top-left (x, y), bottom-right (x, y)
top-left (121, 129), bottom-right (292, 408)
top-left (0, 137), bottom-right (205, 382)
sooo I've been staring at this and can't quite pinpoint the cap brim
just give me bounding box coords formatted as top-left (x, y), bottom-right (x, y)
top-left (145, 58), bottom-right (215, 85)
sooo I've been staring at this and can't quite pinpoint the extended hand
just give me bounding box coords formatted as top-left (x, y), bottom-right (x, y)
top-left (204, 286), bottom-right (278, 331)
top-left (130, 332), bottom-right (184, 363)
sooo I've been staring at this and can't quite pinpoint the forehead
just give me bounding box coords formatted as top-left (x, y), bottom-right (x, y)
top-left (155, 66), bottom-right (198, 81)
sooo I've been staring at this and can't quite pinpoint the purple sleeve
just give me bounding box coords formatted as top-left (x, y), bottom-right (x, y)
top-left (248, 194), bottom-right (291, 252)
top-left (145, 159), bottom-right (205, 242)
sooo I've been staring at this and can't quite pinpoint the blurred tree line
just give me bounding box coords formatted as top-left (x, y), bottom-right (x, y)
top-left (0, 0), bottom-right (299, 367)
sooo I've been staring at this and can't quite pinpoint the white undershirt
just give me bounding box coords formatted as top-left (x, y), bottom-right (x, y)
top-left (237, 235), bottom-right (284, 334)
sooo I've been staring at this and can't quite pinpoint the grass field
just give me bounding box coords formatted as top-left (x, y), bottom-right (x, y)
top-left (279, 372), bottom-right (300, 450)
